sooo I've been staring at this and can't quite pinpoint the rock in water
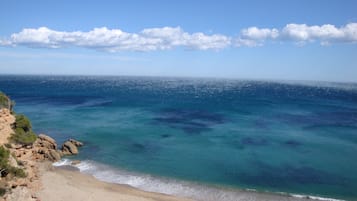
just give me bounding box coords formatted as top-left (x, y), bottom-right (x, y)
top-left (32, 133), bottom-right (63, 161)
top-left (37, 134), bottom-right (57, 149)
top-left (38, 134), bottom-right (56, 144)
top-left (62, 141), bottom-right (78, 155)
top-left (69, 139), bottom-right (83, 147)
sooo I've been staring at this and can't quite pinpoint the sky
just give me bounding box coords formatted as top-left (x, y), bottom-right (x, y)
top-left (0, 0), bottom-right (357, 82)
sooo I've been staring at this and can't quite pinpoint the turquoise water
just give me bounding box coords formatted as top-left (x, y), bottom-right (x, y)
top-left (1, 75), bottom-right (357, 200)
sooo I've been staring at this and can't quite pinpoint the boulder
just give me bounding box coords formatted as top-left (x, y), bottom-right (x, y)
top-left (69, 139), bottom-right (83, 147)
top-left (38, 134), bottom-right (56, 144)
top-left (62, 141), bottom-right (78, 155)
top-left (48, 149), bottom-right (61, 161)
top-left (37, 148), bottom-right (47, 155)
top-left (57, 150), bottom-right (64, 157)
top-left (37, 134), bottom-right (57, 149)
top-left (39, 140), bottom-right (57, 150)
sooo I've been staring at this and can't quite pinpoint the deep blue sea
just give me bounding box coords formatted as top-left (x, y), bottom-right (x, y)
top-left (1, 75), bottom-right (357, 200)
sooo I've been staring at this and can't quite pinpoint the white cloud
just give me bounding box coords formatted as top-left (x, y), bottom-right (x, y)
top-left (281, 24), bottom-right (341, 43)
top-left (140, 26), bottom-right (231, 50)
top-left (241, 27), bottom-right (279, 40)
top-left (1, 23), bottom-right (357, 51)
top-left (237, 27), bottom-right (279, 46)
top-left (1, 26), bottom-right (231, 52)
top-left (235, 23), bottom-right (357, 46)
top-left (281, 23), bottom-right (357, 45)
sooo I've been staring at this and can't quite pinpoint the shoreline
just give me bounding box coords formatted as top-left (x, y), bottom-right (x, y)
top-left (37, 162), bottom-right (193, 201)
top-left (51, 159), bottom-right (341, 201)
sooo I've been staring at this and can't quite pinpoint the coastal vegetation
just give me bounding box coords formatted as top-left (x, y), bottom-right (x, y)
top-left (0, 92), bottom-right (37, 145)
top-left (11, 114), bottom-right (37, 145)
top-left (0, 146), bottom-right (26, 178)
top-left (0, 91), bottom-right (84, 199)
top-left (0, 146), bottom-right (26, 196)
top-left (0, 92), bottom-right (14, 112)
top-left (0, 92), bottom-right (28, 195)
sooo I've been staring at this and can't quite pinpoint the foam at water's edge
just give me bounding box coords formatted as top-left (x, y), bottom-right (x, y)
top-left (53, 159), bottom-right (72, 166)
top-left (52, 159), bottom-right (345, 201)
top-left (289, 194), bottom-right (344, 201)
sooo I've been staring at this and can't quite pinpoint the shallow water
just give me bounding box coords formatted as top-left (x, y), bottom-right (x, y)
top-left (1, 75), bottom-right (357, 200)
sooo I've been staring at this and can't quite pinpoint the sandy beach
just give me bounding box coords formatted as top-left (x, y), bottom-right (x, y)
top-left (38, 164), bottom-right (193, 201)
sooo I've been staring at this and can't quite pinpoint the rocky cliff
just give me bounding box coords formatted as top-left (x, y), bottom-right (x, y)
top-left (0, 92), bottom-right (83, 200)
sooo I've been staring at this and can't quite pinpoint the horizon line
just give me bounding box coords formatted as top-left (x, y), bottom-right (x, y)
top-left (1, 73), bottom-right (356, 85)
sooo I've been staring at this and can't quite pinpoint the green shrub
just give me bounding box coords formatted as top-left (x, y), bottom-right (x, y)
top-left (0, 92), bottom-right (10, 109)
top-left (0, 147), bottom-right (10, 165)
top-left (0, 92), bottom-right (14, 112)
top-left (0, 146), bottom-right (27, 178)
top-left (4, 144), bottom-right (11, 149)
top-left (0, 146), bottom-right (10, 177)
top-left (9, 167), bottom-right (26, 178)
top-left (11, 130), bottom-right (37, 145)
top-left (15, 114), bottom-right (32, 132)
top-left (10, 114), bottom-right (37, 145)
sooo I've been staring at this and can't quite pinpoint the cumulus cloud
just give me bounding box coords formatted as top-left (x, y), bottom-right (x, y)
top-left (235, 23), bottom-right (357, 46)
top-left (236, 27), bottom-right (279, 47)
top-left (0, 26), bottom-right (231, 51)
top-left (281, 23), bottom-right (357, 45)
top-left (0, 23), bottom-right (356, 51)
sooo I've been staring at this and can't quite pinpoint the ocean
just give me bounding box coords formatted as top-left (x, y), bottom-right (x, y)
top-left (1, 75), bottom-right (357, 200)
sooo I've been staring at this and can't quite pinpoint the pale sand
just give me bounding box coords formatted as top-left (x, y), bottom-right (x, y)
top-left (38, 165), bottom-right (193, 201)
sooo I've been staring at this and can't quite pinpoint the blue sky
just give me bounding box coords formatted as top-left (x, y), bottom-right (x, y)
top-left (0, 0), bottom-right (357, 82)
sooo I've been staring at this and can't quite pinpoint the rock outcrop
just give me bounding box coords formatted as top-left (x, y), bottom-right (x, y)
top-left (32, 134), bottom-right (59, 162)
top-left (47, 149), bottom-right (62, 162)
top-left (37, 134), bottom-right (57, 149)
top-left (1, 93), bottom-right (85, 201)
top-left (69, 139), bottom-right (83, 147)
top-left (62, 141), bottom-right (78, 155)
top-left (30, 134), bottom-right (84, 161)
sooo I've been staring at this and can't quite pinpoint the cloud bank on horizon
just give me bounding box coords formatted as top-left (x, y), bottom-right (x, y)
top-left (1, 23), bottom-right (356, 52)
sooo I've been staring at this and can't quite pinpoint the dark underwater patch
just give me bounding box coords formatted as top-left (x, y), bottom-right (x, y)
top-left (130, 143), bottom-right (146, 153)
top-left (153, 108), bottom-right (226, 134)
top-left (226, 137), bottom-right (269, 150)
top-left (128, 142), bottom-right (160, 154)
top-left (161, 134), bottom-right (171, 138)
top-left (284, 140), bottom-right (303, 148)
top-left (241, 137), bottom-right (269, 146)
